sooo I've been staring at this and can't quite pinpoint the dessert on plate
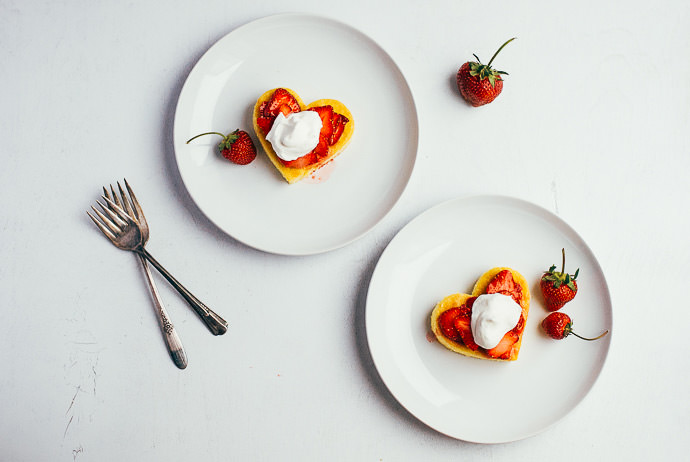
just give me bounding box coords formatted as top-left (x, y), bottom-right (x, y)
top-left (430, 267), bottom-right (530, 361)
top-left (252, 87), bottom-right (354, 184)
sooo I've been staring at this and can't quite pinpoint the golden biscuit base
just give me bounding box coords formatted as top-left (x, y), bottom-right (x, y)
top-left (430, 267), bottom-right (531, 361)
top-left (252, 88), bottom-right (355, 184)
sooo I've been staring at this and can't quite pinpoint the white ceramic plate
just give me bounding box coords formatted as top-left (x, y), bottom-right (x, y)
top-left (173, 14), bottom-right (418, 255)
top-left (365, 196), bottom-right (612, 443)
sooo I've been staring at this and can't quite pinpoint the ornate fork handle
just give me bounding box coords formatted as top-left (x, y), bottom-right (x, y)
top-left (138, 254), bottom-right (188, 369)
top-left (137, 248), bottom-right (228, 336)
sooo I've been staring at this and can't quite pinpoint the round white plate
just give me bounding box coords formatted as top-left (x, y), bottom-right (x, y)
top-left (173, 14), bottom-right (418, 255)
top-left (365, 196), bottom-right (612, 443)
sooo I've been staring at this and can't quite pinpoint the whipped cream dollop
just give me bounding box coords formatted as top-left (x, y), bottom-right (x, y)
top-left (265, 111), bottom-right (322, 161)
top-left (470, 293), bottom-right (522, 349)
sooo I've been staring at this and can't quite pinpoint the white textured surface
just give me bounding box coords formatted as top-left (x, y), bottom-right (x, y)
top-left (1, 1), bottom-right (689, 460)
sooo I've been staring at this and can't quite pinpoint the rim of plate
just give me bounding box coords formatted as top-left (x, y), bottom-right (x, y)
top-left (172, 13), bottom-right (419, 255)
top-left (365, 194), bottom-right (613, 443)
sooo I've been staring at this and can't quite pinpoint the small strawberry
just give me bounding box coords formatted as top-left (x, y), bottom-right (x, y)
top-left (186, 129), bottom-right (257, 165)
top-left (541, 312), bottom-right (609, 341)
top-left (540, 248), bottom-right (579, 311)
top-left (456, 37), bottom-right (515, 107)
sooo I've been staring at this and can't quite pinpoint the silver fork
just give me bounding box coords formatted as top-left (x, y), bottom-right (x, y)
top-left (87, 191), bottom-right (188, 369)
top-left (94, 180), bottom-right (228, 336)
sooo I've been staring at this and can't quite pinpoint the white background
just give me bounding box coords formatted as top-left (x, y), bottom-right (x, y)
top-left (1, 1), bottom-right (689, 460)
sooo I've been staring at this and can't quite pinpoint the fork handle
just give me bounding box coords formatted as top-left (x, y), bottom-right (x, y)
top-left (138, 248), bottom-right (228, 336)
top-left (138, 254), bottom-right (188, 369)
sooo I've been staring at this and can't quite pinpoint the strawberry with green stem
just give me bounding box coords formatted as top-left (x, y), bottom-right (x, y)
top-left (187, 129), bottom-right (256, 165)
top-left (542, 312), bottom-right (609, 341)
top-left (456, 37), bottom-right (515, 107)
top-left (540, 248), bottom-right (579, 311)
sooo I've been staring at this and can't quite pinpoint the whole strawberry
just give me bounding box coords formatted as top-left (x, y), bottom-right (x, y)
top-left (456, 37), bottom-right (515, 107)
top-left (187, 129), bottom-right (256, 165)
top-left (540, 248), bottom-right (579, 311)
top-left (542, 312), bottom-right (609, 341)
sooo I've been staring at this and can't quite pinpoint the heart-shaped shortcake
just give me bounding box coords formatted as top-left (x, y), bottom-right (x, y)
top-left (253, 88), bottom-right (354, 184)
top-left (430, 267), bottom-right (531, 361)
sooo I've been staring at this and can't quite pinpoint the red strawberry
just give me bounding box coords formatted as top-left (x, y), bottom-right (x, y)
top-left (309, 105), bottom-right (335, 149)
top-left (282, 152), bottom-right (318, 169)
top-left (329, 113), bottom-right (349, 145)
top-left (438, 307), bottom-right (462, 341)
top-left (312, 136), bottom-right (330, 159)
top-left (280, 136), bottom-right (328, 169)
top-left (453, 308), bottom-right (479, 351)
top-left (456, 37), bottom-right (515, 107)
top-left (309, 105), bottom-right (335, 143)
top-left (256, 102), bottom-right (274, 133)
top-left (437, 302), bottom-right (479, 350)
top-left (264, 88), bottom-right (301, 118)
top-left (486, 269), bottom-right (523, 304)
top-left (186, 129), bottom-right (257, 165)
top-left (486, 331), bottom-right (519, 359)
top-left (541, 312), bottom-right (609, 341)
top-left (540, 248), bottom-right (579, 311)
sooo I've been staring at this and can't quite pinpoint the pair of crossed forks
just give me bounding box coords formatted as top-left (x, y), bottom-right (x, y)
top-left (88, 180), bottom-right (227, 369)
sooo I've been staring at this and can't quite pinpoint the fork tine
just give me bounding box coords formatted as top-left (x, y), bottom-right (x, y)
top-left (124, 178), bottom-right (146, 224)
top-left (117, 181), bottom-right (136, 220)
top-left (97, 199), bottom-right (128, 227)
top-left (106, 183), bottom-right (127, 209)
top-left (103, 186), bottom-right (114, 203)
top-left (91, 204), bottom-right (122, 233)
top-left (108, 183), bottom-right (130, 217)
top-left (104, 185), bottom-right (121, 214)
top-left (87, 210), bottom-right (118, 240)
top-left (101, 195), bottom-right (135, 224)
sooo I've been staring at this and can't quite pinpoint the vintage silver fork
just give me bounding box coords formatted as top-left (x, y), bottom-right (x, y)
top-left (88, 191), bottom-right (188, 369)
top-left (95, 180), bottom-right (228, 336)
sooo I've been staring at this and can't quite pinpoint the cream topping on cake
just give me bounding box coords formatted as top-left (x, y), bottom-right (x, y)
top-left (265, 111), bottom-right (322, 161)
top-left (470, 293), bottom-right (522, 349)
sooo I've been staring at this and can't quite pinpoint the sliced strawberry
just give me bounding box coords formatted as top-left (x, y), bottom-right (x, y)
top-left (453, 309), bottom-right (479, 351)
top-left (486, 270), bottom-right (522, 304)
top-left (308, 105), bottom-right (334, 142)
top-left (486, 269), bottom-right (515, 293)
top-left (329, 113), bottom-right (349, 145)
top-left (513, 314), bottom-right (525, 334)
top-left (264, 88), bottom-right (301, 118)
top-left (486, 331), bottom-right (519, 359)
top-left (437, 307), bottom-right (462, 342)
top-left (255, 102), bottom-right (272, 133)
top-left (278, 104), bottom-right (293, 117)
top-left (282, 152), bottom-right (319, 169)
top-left (256, 116), bottom-right (273, 134)
top-left (279, 137), bottom-right (329, 169)
top-left (312, 136), bottom-right (330, 160)
top-left (258, 101), bottom-right (268, 115)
